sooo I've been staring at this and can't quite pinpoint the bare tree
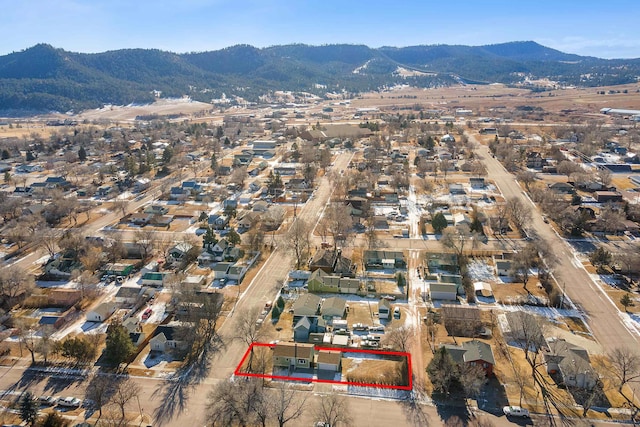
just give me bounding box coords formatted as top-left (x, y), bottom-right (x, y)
top-left (440, 224), bottom-right (472, 258)
top-left (383, 326), bottom-right (414, 353)
top-left (0, 265), bottom-right (35, 303)
top-left (458, 363), bottom-right (486, 397)
top-left (506, 197), bottom-right (531, 233)
top-left (38, 227), bottom-right (60, 259)
top-left (206, 378), bottom-right (264, 427)
top-left (320, 202), bottom-right (353, 250)
top-left (608, 347), bottom-right (640, 397)
top-left (312, 394), bottom-right (352, 427)
top-left (270, 382), bottom-right (307, 427)
top-left (112, 199), bottom-right (129, 217)
top-left (517, 170), bottom-right (537, 192)
top-left (110, 377), bottom-right (141, 422)
top-left (35, 325), bottom-right (55, 364)
top-left (597, 168), bottom-right (612, 187)
top-left (510, 243), bottom-right (539, 292)
top-left (234, 307), bottom-right (268, 372)
top-left (79, 245), bottom-right (104, 274)
top-left (133, 229), bottom-right (157, 260)
top-left (286, 218), bottom-right (311, 269)
top-left (85, 374), bottom-right (117, 422)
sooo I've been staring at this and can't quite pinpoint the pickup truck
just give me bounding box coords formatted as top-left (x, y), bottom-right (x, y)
top-left (503, 406), bottom-right (530, 418)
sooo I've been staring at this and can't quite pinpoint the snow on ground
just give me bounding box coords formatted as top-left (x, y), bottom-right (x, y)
top-left (140, 302), bottom-right (167, 324)
top-left (497, 303), bottom-right (582, 321)
top-left (144, 351), bottom-right (174, 369)
top-left (346, 385), bottom-right (409, 400)
top-left (407, 186), bottom-right (421, 238)
top-left (466, 259), bottom-right (497, 282)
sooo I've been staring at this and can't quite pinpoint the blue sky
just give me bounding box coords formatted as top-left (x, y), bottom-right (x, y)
top-left (2, 0), bottom-right (640, 58)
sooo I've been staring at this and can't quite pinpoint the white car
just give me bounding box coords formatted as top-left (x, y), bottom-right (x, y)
top-left (503, 406), bottom-right (530, 417)
top-left (57, 396), bottom-right (81, 407)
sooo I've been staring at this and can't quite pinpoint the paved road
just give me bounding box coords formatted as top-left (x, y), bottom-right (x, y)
top-left (467, 134), bottom-right (640, 386)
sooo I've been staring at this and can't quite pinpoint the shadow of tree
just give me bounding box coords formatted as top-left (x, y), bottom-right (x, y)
top-left (152, 335), bottom-right (225, 426)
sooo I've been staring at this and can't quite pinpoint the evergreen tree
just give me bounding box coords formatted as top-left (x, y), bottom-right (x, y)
top-left (78, 146), bottom-right (87, 161)
top-left (203, 226), bottom-right (218, 247)
top-left (431, 212), bottom-right (448, 234)
top-left (26, 151), bottom-right (35, 162)
top-left (1, 149), bottom-right (9, 160)
top-left (20, 391), bottom-right (38, 426)
top-left (211, 153), bottom-right (217, 170)
top-left (104, 323), bottom-right (136, 367)
top-left (162, 146), bottom-right (173, 164)
top-left (226, 229), bottom-right (241, 245)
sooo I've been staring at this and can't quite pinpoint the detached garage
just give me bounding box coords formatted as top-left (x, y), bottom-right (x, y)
top-left (316, 350), bottom-right (342, 372)
top-left (429, 283), bottom-right (458, 301)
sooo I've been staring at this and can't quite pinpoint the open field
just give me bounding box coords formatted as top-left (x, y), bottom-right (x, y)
top-left (351, 82), bottom-right (640, 114)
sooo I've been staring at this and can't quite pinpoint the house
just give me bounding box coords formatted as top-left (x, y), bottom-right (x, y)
top-left (372, 215), bottom-right (389, 229)
top-left (86, 303), bottom-right (117, 323)
top-left (101, 263), bottom-right (134, 277)
top-left (429, 283), bottom-right (458, 301)
top-left (169, 186), bottom-right (190, 200)
top-left (293, 294), bottom-right (322, 320)
top-left (316, 349), bottom-right (342, 372)
top-left (442, 305), bottom-right (483, 337)
top-left (442, 339), bottom-right (495, 376)
top-left (252, 200), bottom-right (269, 212)
top-left (144, 205), bottom-right (169, 215)
top-left (96, 185), bottom-right (113, 197)
top-left (149, 324), bottom-right (185, 354)
top-left (322, 297), bottom-right (347, 319)
top-left (212, 262), bottom-right (233, 279)
top-left (378, 299), bottom-right (391, 320)
top-left (364, 250), bottom-right (406, 269)
top-left (595, 191), bottom-right (623, 203)
top-left (469, 177), bottom-right (486, 189)
top-left (141, 272), bottom-right (169, 287)
top-left (294, 316), bottom-right (313, 342)
top-left (426, 253), bottom-right (458, 273)
top-left (208, 214), bottom-right (229, 230)
top-left (308, 249), bottom-right (355, 277)
top-left (227, 263), bottom-right (248, 282)
top-left (449, 184), bottom-right (466, 195)
top-left (501, 311), bottom-right (546, 350)
top-left (237, 211), bottom-right (261, 232)
top-left (115, 286), bottom-right (144, 305)
top-left (251, 140), bottom-right (277, 157)
top-left (544, 338), bottom-right (598, 389)
top-left (272, 342), bottom-right (315, 370)
top-left (293, 315), bottom-right (326, 342)
top-left (548, 182), bottom-right (575, 195)
top-left (150, 215), bottom-right (173, 228)
top-left (130, 213), bottom-right (153, 226)
top-left (526, 152), bottom-right (546, 169)
top-left (495, 260), bottom-right (513, 276)
top-left (306, 269), bottom-right (360, 294)
top-left (441, 134), bottom-right (456, 143)
top-left (44, 176), bottom-right (71, 189)
top-left (168, 242), bottom-right (194, 261)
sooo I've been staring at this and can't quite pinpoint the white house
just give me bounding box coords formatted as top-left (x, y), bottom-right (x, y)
top-left (149, 325), bottom-right (184, 353)
top-left (378, 299), bottom-right (391, 320)
top-left (429, 283), bottom-right (458, 301)
top-left (86, 303), bottom-right (117, 323)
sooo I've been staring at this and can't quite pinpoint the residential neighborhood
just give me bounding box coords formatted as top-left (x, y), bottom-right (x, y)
top-left (0, 75), bottom-right (639, 427)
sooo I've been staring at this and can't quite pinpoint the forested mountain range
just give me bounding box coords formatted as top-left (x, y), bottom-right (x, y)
top-left (1, 41), bottom-right (639, 114)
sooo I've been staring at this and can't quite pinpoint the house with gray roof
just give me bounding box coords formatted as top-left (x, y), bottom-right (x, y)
top-left (442, 339), bottom-right (495, 376)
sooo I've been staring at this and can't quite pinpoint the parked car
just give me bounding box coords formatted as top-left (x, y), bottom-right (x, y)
top-left (39, 395), bottom-right (57, 406)
top-left (383, 295), bottom-right (396, 301)
top-left (503, 406), bottom-right (530, 418)
top-left (142, 308), bottom-right (153, 320)
top-left (393, 307), bottom-right (401, 319)
top-left (369, 325), bottom-right (385, 333)
top-left (57, 397), bottom-right (81, 407)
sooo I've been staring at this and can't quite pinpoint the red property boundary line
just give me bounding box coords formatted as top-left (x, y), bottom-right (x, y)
top-left (234, 342), bottom-right (412, 391)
